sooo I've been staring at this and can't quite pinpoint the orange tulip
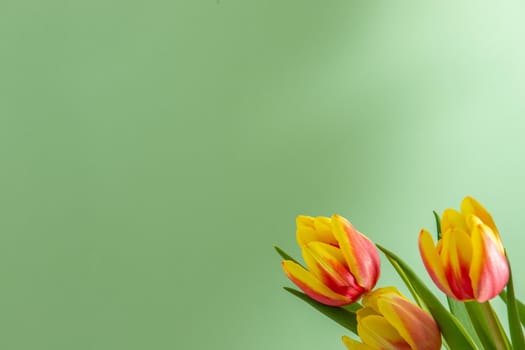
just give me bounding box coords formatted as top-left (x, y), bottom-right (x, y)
top-left (419, 196), bottom-right (509, 302)
top-left (282, 215), bottom-right (380, 306)
top-left (342, 287), bottom-right (442, 350)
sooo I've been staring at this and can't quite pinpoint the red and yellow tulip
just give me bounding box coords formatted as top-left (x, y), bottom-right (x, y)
top-left (281, 215), bottom-right (380, 306)
top-left (342, 287), bottom-right (442, 350)
top-left (419, 196), bottom-right (509, 302)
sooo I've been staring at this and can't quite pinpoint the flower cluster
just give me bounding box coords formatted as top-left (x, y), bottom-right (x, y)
top-left (276, 196), bottom-right (518, 350)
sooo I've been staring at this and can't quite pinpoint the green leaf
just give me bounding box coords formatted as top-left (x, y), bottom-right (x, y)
top-left (273, 245), bottom-right (300, 265)
top-left (433, 210), bottom-right (442, 238)
top-left (500, 290), bottom-right (525, 327)
top-left (377, 244), bottom-right (478, 350)
top-left (447, 298), bottom-right (483, 349)
top-left (504, 255), bottom-right (525, 349)
top-left (383, 254), bottom-right (457, 349)
top-left (284, 287), bottom-right (358, 334)
top-left (464, 301), bottom-right (511, 350)
top-left (343, 302), bottom-right (362, 313)
top-left (383, 254), bottom-right (425, 309)
top-left (276, 246), bottom-right (359, 334)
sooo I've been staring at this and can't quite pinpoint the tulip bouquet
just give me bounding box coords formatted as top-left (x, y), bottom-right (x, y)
top-left (274, 197), bottom-right (524, 350)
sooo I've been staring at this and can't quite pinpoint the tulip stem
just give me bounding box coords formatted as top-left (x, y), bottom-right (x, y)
top-left (447, 297), bottom-right (483, 350)
top-left (500, 290), bottom-right (525, 327)
top-left (502, 254), bottom-right (525, 350)
top-left (480, 302), bottom-right (511, 350)
top-left (465, 301), bottom-right (511, 350)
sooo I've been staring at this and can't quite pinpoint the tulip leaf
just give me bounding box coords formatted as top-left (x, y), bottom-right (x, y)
top-left (464, 301), bottom-right (511, 350)
top-left (499, 290), bottom-right (525, 327)
top-left (283, 287), bottom-right (358, 335)
top-left (503, 256), bottom-right (525, 349)
top-left (446, 298), bottom-right (484, 349)
top-left (433, 210), bottom-right (442, 237)
top-left (383, 254), bottom-right (425, 309)
top-left (377, 244), bottom-right (478, 350)
top-left (273, 245), bottom-right (300, 265)
top-left (343, 302), bottom-right (362, 313)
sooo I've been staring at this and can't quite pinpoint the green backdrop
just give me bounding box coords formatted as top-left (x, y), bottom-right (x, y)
top-left (2, 1), bottom-right (525, 349)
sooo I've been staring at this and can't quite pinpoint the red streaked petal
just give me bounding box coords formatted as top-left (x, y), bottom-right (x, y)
top-left (378, 292), bottom-right (442, 350)
top-left (281, 260), bottom-right (352, 306)
top-left (442, 229), bottom-right (474, 300)
top-left (470, 221), bottom-right (509, 302)
top-left (302, 242), bottom-right (364, 299)
top-left (418, 229), bottom-right (454, 297)
top-left (302, 242), bottom-right (347, 282)
top-left (331, 214), bottom-right (380, 291)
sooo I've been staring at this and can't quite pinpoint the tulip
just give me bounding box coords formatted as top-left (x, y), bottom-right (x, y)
top-left (281, 215), bottom-right (380, 306)
top-left (342, 287), bottom-right (442, 350)
top-left (419, 196), bottom-right (509, 302)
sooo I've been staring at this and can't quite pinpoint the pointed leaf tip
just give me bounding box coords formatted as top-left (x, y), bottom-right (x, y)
top-left (433, 211), bottom-right (442, 238)
top-left (274, 245), bottom-right (300, 265)
top-left (283, 287), bottom-right (358, 334)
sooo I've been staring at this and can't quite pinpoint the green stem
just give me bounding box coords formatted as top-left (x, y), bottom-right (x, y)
top-left (504, 253), bottom-right (525, 349)
top-left (465, 301), bottom-right (511, 350)
top-left (481, 302), bottom-right (511, 350)
top-left (447, 298), bottom-right (483, 349)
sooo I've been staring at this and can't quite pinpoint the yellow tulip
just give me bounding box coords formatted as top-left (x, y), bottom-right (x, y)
top-left (419, 196), bottom-right (509, 302)
top-left (282, 215), bottom-right (380, 306)
top-left (342, 287), bottom-right (441, 350)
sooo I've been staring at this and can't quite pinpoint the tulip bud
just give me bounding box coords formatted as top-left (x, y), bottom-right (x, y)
top-left (342, 287), bottom-right (442, 350)
top-left (419, 196), bottom-right (509, 302)
top-left (282, 214), bottom-right (380, 306)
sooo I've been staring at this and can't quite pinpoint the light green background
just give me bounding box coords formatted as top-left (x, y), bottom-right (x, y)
top-left (2, 1), bottom-right (525, 349)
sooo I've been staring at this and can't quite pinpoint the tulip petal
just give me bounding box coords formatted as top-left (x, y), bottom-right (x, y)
top-left (302, 242), bottom-right (346, 281)
top-left (441, 229), bottom-right (474, 300)
top-left (302, 242), bottom-right (364, 299)
top-left (378, 293), bottom-right (442, 350)
top-left (342, 336), bottom-right (376, 350)
top-left (281, 260), bottom-right (351, 306)
top-left (358, 315), bottom-right (411, 350)
top-left (470, 220), bottom-right (509, 302)
top-left (331, 214), bottom-right (380, 291)
top-left (296, 216), bottom-right (338, 246)
top-left (303, 242), bottom-right (364, 300)
top-left (441, 208), bottom-right (467, 235)
top-left (461, 196), bottom-right (499, 237)
top-left (361, 286), bottom-right (400, 314)
top-left (418, 229), bottom-right (454, 297)
top-left (466, 215), bottom-right (504, 253)
top-left (356, 305), bottom-right (381, 323)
